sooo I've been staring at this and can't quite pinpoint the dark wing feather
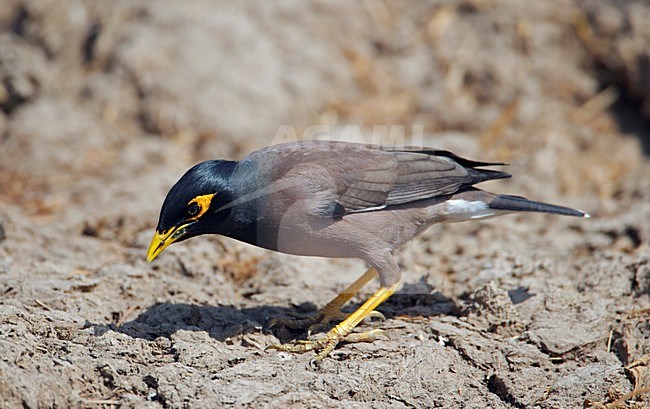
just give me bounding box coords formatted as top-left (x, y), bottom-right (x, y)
top-left (385, 152), bottom-right (469, 206)
top-left (336, 159), bottom-right (397, 210)
top-left (340, 149), bottom-right (510, 212)
top-left (379, 145), bottom-right (507, 167)
top-left (249, 141), bottom-right (510, 217)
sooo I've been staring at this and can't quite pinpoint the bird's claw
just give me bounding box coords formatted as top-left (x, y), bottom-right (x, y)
top-left (267, 333), bottom-right (339, 360)
top-left (342, 328), bottom-right (389, 343)
top-left (367, 310), bottom-right (386, 321)
top-left (267, 328), bottom-right (389, 362)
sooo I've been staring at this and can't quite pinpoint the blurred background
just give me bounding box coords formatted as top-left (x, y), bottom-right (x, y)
top-left (0, 1), bottom-right (649, 407)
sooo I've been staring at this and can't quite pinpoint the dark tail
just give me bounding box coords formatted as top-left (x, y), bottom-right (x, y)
top-left (489, 194), bottom-right (589, 218)
top-left (467, 168), bottom-right (512, 184)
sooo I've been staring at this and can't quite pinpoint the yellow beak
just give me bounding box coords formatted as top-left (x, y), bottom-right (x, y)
top-left (146, 223), bottom-right (191, 262)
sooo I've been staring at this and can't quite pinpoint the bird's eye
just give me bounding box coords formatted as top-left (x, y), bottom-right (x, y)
top-left (187, 203), bottom-right (201, 217)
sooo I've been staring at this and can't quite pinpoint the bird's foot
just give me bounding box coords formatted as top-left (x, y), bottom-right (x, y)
top-left (268, 309), bottom-right (385, 336)
top-left (268, 284), bottom-right (396, 362)
top-left (267, 328), bottom-right (388, 362)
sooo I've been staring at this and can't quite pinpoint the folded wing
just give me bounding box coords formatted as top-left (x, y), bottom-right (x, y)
top-left (254, 141), bottom-right (510, 217)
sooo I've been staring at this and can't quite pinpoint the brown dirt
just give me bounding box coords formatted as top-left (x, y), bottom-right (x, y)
top-left (1, 1), bottom-right (649, 408)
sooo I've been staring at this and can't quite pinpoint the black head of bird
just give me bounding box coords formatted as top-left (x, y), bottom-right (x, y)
top-left (147, 160), bottom-right (237, 262)
top-left (146, 140), bottom-right (588, 361)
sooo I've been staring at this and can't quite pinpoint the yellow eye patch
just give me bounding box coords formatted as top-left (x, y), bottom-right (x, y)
top-left (187, 193), bottom-right (215, 219)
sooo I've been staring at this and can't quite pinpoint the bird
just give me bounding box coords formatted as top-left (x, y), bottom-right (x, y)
top-left (147, 140), bottom-right (589, 361)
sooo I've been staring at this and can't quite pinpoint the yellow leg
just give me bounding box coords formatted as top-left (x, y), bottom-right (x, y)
top-left (268, 267), bottom-right (380, 334)
top-left (319, 267), bottom-right (378, 316)
top-left (268, 282), bottom-right (398, 361)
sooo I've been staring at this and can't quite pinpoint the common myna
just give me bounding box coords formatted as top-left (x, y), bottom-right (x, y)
top-left (147, 140), bottom-right (588, 360)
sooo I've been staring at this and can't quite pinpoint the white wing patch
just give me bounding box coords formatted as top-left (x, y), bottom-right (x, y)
top-left (347, 204), bottom-right (388, 214)
top-left (445, 199), bottom-right (497, 220)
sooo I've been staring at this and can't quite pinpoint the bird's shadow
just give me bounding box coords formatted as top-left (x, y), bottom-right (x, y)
top-left (96, 302), bottom-right (298, 343)
top-left (92, 282), bottom-right (464, 344)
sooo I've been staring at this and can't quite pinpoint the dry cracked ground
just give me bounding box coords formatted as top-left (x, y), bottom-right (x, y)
top-left (0, 1), bottom-right (649, 408)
